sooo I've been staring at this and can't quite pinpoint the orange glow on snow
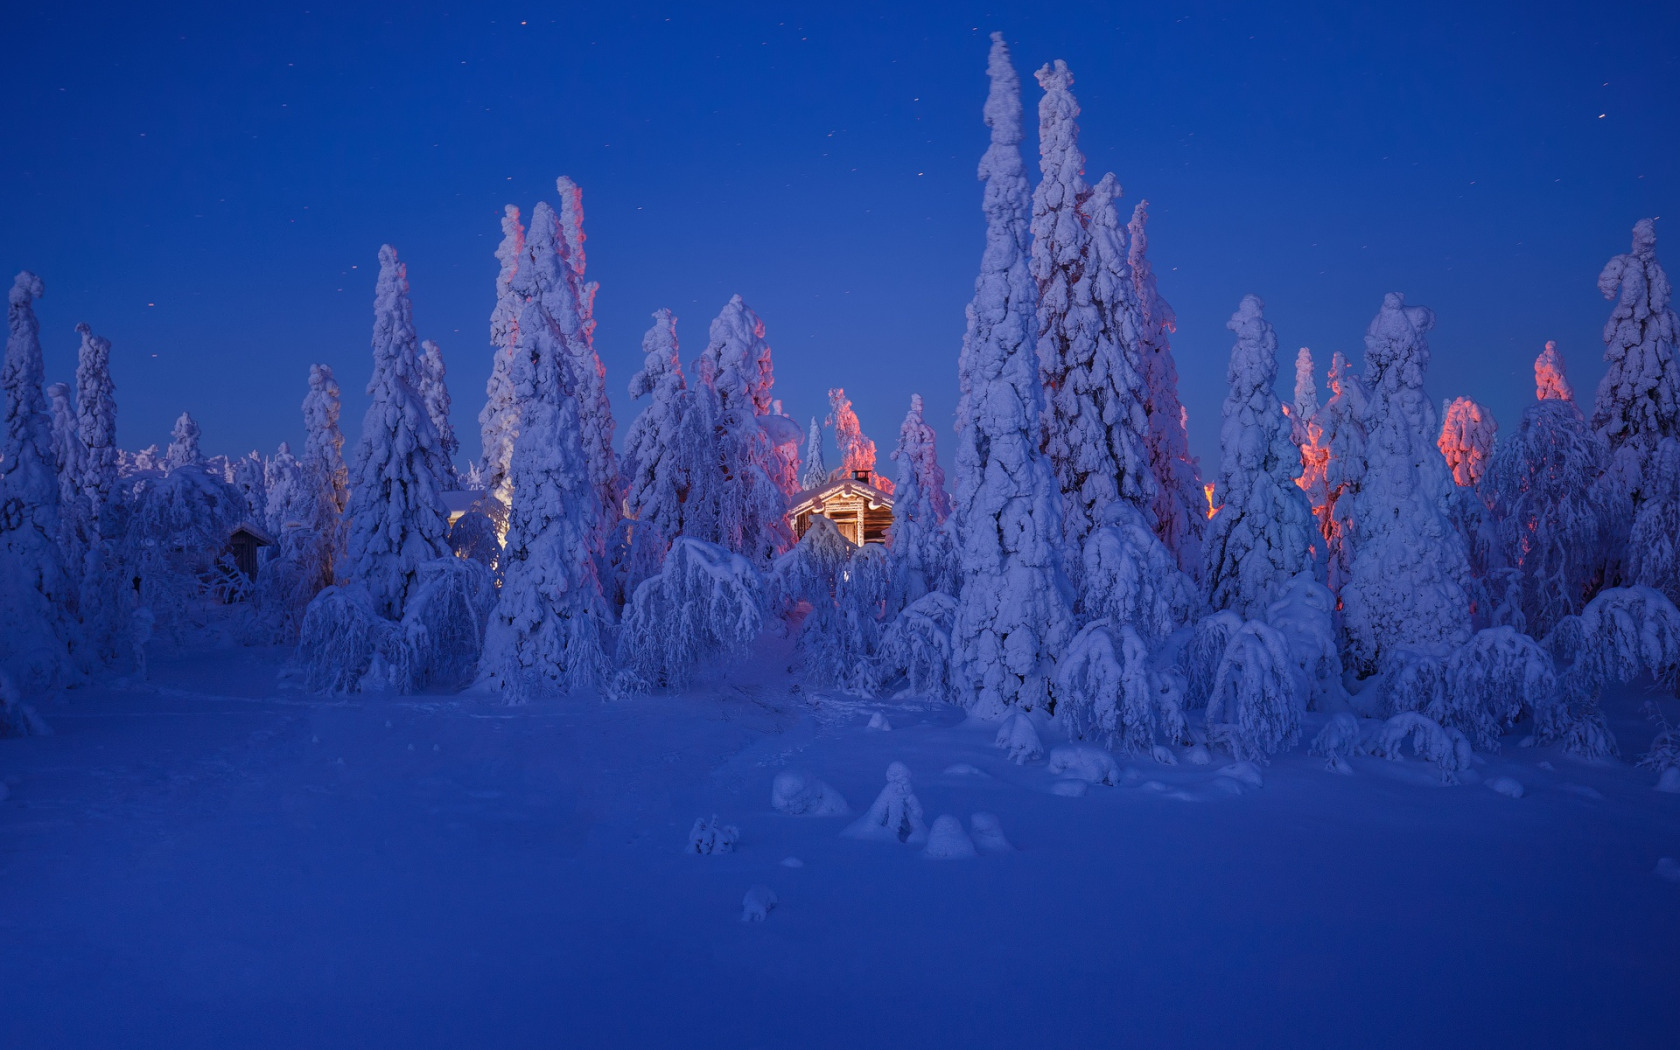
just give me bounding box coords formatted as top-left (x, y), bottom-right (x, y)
top-left (1204, 483), bottom-right (1221, 520)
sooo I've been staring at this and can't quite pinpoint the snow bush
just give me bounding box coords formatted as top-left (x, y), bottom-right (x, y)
top-left (1364, 712), bottom-right (1473, 784)
top-left (1559, 587), bottom-right (1680, 695)
top-left (1388, 626), bottom-right (1558, 750)
top-left (872, 591), bottom-right (958, 704)
top-left (1628, 437), bottom-right (1680, 608)
top-left (740, 884), bottom-right (777, 921)
top-left (686, 816), bottom-right (739, 855)
top-left (1263, 576), bottom-right (1344, 709)
top-left (1203, 620), bottom-right (1306, 763)
top-left (1638, 701), bottom-right (1680, 776)
top-left (970, 812), bottom-right (1014, 853)
top-left (401, 556), bottom-right (494, 691)
top-left (771, 516), bottom-right (855, 686)
top-left (122, 465), bottom-right (246, 639)
top-left (995, 710), bottom-right (1044, 764)
top-left (1182, 610), bottom-right (1245, 710)
top-left (616, 538), bottom-right (765, 693)
top-left (1079, 501), bottom-right (1200, 644)
top-left (0, 671), bottom-right (49, 738)
top-left (842, 762), bottom-right (927, 844)
top-left (1056, 619), bottom-right (1187, 754)
top-left (296, 584), bottom-right (408, 694)
top-left (922, 815), bottom-right (978, 859)
top-left (1310, 713), bottom-right (1361, 774)
top-left (770, 771), bottom-right (849, 816)
top-left (1046, 745), bottom-right (1121, 785)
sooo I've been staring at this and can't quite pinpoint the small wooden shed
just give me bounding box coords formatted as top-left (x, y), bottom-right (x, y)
top-left (223, 523), bottom-right (275, 582)
top-left (788, 470), bottom-right (894, 547)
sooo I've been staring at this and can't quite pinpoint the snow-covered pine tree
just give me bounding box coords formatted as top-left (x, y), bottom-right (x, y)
top-left (949, 33), bottom-right (1075, 719)
top-left (800, 416), bottom-right (828, 490)
top-left (1128, 200), bottom-right (1206, 580)
top-left (1486, 343), bottom-right (1617, 637)
top-left (74, 322), bottom-right (123, 661)
top-left (1292, 348), bottom-right (1331, 560)
top-left (827, 387), bottom-right (888, 491)
top-left (163, 411), bottom-right (202, 470)
top-left (551, 177), bottom-right (619, 548)
top-left (886, 393), bottom-right (955, 611)
top-left (1203, 296), bottom-right (1317, 619)
top-left (480, 204), bottom-right (525, 507)
top-left (1629, 437), bottom-right (1680, 608)
top-left (47, 381), bottom-right (87, 587)
top-left (478, 256), bottom-right (611, 698)
top-left (2, 272), bottom-right (74, 687)
top-left (1439, 397), bottom-right (1496, 489)
top-left (1341, 294), bottom-right (1474, 675)
top-left (1591, 219), bottom-right (1679, 512)
top-left (692, 295), bottom-right (792, 565)
top-left (418, 339), bottom-right (459, 487)
top-left (231, 451), bottom-right (267, 525)
top-left (1292, 348), bottom-right (1319, 440)
top-left (1437, 396), bottom-right (1500, 613)
top-left (342, 245), bottom-right (453, 621)
top-left (622, 308), bottom-right (690, 548)
top-left (1535, 340), bottom-right (1574, 402)
top-left (301, 363), bottom-right (348, 587)
top-left (264, 442), bottom-right (306, 533)
top-left (1319, 351), bottom-right (1367, 597)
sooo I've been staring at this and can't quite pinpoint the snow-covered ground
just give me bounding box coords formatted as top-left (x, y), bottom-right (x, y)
top-left (4, 641), bottom-right (1678, 1049)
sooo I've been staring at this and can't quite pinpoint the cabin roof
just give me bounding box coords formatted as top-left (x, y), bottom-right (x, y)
top-left (229, 522), bottom-right (276, 547)
top-left (787, 477), bottom-right (894, 517)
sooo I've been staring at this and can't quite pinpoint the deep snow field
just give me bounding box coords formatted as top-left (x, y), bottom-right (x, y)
top-left (4, 635), bottom-right (1679, 1049)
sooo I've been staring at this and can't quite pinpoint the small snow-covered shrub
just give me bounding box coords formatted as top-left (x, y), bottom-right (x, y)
top-left (1264, 576), bottom-right (1345, 710)
top-left (873, 591), bottom-right (957, 704)
top-left (1046, 745), bottom-right (1120, 786)
top-left (401, 556), bottom-right (495, 691)
top-left (252, 526), bottom-right (326, 643)
top-left (1564, 587), bottom-right (1680, 694)
top-left (1638, 701), bottom-right (1680, 776)
top-left (616, 538), bottom-right (764, 693)
top-left (740, 884), bottom-right (777, 921)
top-left (1388, 627), bottom-right (1558, 750)
top-left (994, 711), bottom-right (1044, 764)
top-left (969, 813), bottom-right (1013, 853)
top-left (1310, 713), bottom-right (1361, 774)
top-left (1079, 502), bottom-right (1201, 645)
top-left (1056, 619), bottom-right (1187, 754)
top-left (770, 514), bottom-right (852, 616)
top-left (1365, 712), bottom-right (1473, 784)
top-left (1182, 611), bottom-right (1244, 710)
top-left (922, 814), bottom-right (977, 859)
top-left (770, 771), bottom-right (849, 816)
top-left (296, 584), bottom-right (408, 694)
top-left (1203, 621), bottom-right (1305, 763)
top-left (842, 762), bottom-right (926, 844)
top-left (687, 815), bottom-right (739, 854)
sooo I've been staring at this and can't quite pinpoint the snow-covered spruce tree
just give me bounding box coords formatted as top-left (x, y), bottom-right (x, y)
top-left (1129, 200), bottom-right (1206, 579)
top-left (692, 295), bottom-right (792, 565)
top-left (800, 416), bottom-right (828, 490)
top-left (300, 363), bottom-right (348, 587)
top-left (886, 393), bottom-right (955, 610)
top-left (1591, 219), bottom-right (1679, 512)
top-left (1535, 340), bottom-right (1574, 402)
top-left (1439, 397), bottom-right (1496, 489)
top-left (231, 451), bottom-right (267, 525)
top-left (1319, 351), bottom-right (1368, 597)
top-left (1486, 353), bottom-right (1617, 638)
top-left (418, 339), bottom-right (459, 487)
top-left (163, 411), bottom-right (202, 470)
top-left (826, 387), bottom-right (890, 493)
top-left (47, 381), bottom-right (88, 588)
top-left (1438, 395), bottom-right (1500, 614)
top-left (1629, 437), bottom-right (1680, 607)
top-left (342, 245), bottom-right (454, 621)
top-left (480, 204), bottom-right (525, 507)
top-left (1057, 617), bottom-right (1187, 755)
top-left (264, 442), bottom-right (305, 533)
top-left (1292, 347), bottom-right (1319, 441)
top-left (1203, 295), bottom-right (1317, 619)
top-left (1, 272), bottom-right (74, 688)
top-left (616, 537), bottom-right (765, 693)
top-left (1203, 620), bottom-right (1305, 763)
top-left (949, 33), bottom-right (1075, 719)
top-left (477, 240), bottom-right (611, 698)
top-left (74, 322), bottom-right (124, 662)
top-left (1292, 349), bottom-right (1331, 558)
top-left (551, 177), bottom-right (619, 546)
top-left (1341, 294), bottom-right (1474, 675)
top-left (1081, 501), bottom-right (1200, 646)
top-left (622, 307), bottom-right (692, 549)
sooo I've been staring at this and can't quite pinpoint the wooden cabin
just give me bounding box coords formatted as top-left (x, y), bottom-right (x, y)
top-left (223, 523), bottom-right (275, 582)
top-left (788, 470), bottom-right (894, 547)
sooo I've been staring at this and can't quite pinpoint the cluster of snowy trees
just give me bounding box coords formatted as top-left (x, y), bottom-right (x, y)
top-left (6, 35), bottom-right (1676, 781)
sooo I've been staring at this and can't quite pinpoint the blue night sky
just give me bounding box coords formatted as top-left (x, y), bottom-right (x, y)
top-left (3, 1), bottom-right (1677, 473)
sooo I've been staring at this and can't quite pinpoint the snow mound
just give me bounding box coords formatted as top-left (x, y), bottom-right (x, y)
top-left (923, 815), bottom-right (978, 859)
top-left (1050, 779), bottom-right (1089, 798)
top-left (1658, 767), bottom-right (1680, 794)
top-left (1151, 745), bottom-right (1178, 766)
top-left (687, 816), bottom-right (739, 854)
top-left (1367, 712), bottom-right (1473, 784)
top-left (1311, 713), bottom-right (1361, 774)
top-left (842, 762), bottom-right (926, 844)
top-left (1488, 776), bottom-right (1525, 799)
top-left (970, 813), bottom-right (1013, 853)
top-left (1217, 762), bottom-right (1265, 789)
top-left (741, 884), bottom-right (778, 922)
top-left (1655, 858), bottom-right (1680, 884)
top-left (1186, 745), bottom-right (1212, 766)
top-left (770, 771), bottom-right (849, 817)
top-left (995, 712), bottom-right (1043, 764)
top-left (1046, 746), bottom-right (1119, 785)
top-left (867, 712), bottom-right (892, 731)
top-left (943, 763), bottom-right (986, 777)
top-left (780, 857), bottom-right (803, 868)
top-left (1562, 784), bottom-right (1605, 801)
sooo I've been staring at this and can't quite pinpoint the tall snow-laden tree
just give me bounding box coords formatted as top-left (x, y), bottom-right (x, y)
top-left (622, 308), bottom-right (691, 548)
top-left (950, 33), bottom-right (1074, 719)
top-left (164, 411), bottom-right (202, 470)
top-left (478, 282), bottom-right (610, 698)
top-left (1319, 351), bottom-right (1367, 597)
top-left (418, 339), bottom-right (459, 487)
top-left (827, 387), bottom-right (888, 491)
top-left (47, 381), bottom-right (87, 583)
top-left (1629, 437), bottom-right (1680, 608)
top-left (1341, 293), bottom-right (1474, 674)
top-left (1292, 348), bottom-right (1319, 437)
top-left (1, 272), bottom-right (73, 688)
top-left (1486, 344), bottom-right (1617, 636)
top-left (1535, 340), bottom-right (1574, 402)
top-left (343, 245), bottom-right (454, 621)
top-left (480, 204), bottom-right (525, 506)
top-left (551, 177), bottom-right (619, 547)
top-left (301, 363), bottom-right (348, 586)
top-left (800, 416), bottom-right (828, 490)
top-left (1292, 348), bottom-right (1331, 548)
top-left (231, 450), bottom-right (268, 525)
top-left (74, 322), bottom-right (123, 660)
top-left (692, 295), bottom-right (792, 564)
top-left (1591, 218), bottom-right (1679, 510)
top-left (1203, 296), bottom-right (1317, 618)
top-left (1439, 397), bottom-right (1497, 489)
top-left (264, 442), bottom-right (306, 532)
top-left (1128, 200), bottom-right (1206, 579)
top-left (887, 393), bottom-right (955, 609)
